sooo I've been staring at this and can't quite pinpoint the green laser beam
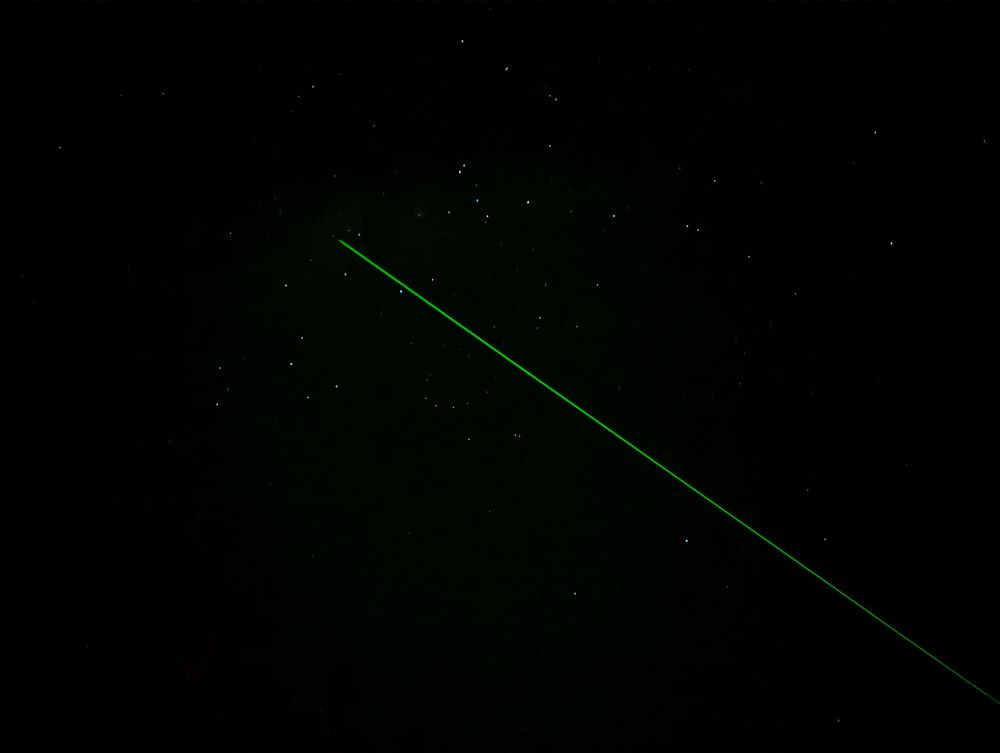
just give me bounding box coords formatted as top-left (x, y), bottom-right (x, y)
top-left (337, 237), bottom-right (998, 706)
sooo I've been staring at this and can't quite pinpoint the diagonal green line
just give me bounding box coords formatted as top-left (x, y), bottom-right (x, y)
top-left (337, 237), bottom-right (998, 706)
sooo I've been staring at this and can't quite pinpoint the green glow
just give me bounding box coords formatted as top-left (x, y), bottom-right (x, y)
top-left (337, 237), bottom-right (998, 706)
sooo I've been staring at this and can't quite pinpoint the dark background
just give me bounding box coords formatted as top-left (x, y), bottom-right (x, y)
top-left (7, 2), bottom-right (998, 750)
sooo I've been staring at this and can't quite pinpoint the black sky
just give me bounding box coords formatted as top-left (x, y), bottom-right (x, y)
top-left (8, 2), bottom-right (999, 751)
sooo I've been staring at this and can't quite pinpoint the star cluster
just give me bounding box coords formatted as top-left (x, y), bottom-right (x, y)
top-left (9, 4), bottom-right (998, 750)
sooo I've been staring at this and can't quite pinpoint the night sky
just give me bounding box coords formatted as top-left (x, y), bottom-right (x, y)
top-left (10, 2), bottom-right (999, 750)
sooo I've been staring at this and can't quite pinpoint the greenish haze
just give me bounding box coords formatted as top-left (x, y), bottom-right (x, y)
top-left (337, 238), bottom-right (998, 706)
